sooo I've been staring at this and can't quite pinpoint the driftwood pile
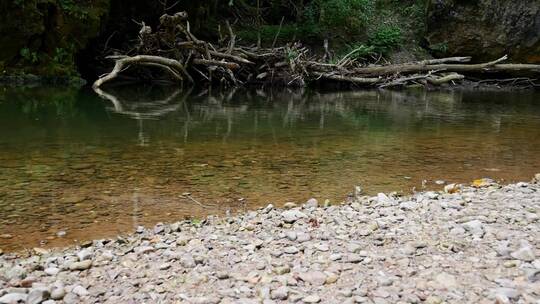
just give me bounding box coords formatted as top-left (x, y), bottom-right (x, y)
top-left (93, 12), bottom-right (540, 89)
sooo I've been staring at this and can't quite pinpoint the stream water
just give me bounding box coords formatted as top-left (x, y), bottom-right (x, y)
top-left (1, 86), bottom-right (539, 251)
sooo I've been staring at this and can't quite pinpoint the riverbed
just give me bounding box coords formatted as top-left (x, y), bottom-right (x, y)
top-left (1, 87), bottom-right (539, 251)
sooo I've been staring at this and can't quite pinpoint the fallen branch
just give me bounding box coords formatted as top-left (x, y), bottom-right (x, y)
top-left (312, 72), bottom-right (381, 85)
top-left (193, 58), bottom-right (240, 70)
top-left (225, 20), bottom-right (236, 55)
top-left (417, 57), bottom-right (471, 65)
top-left (93, 55), bottom-right (193, 88)
top-left (93, 11), bottom-right (540, 90)
top-left (379, 72), bottom-right (435, 88)
top-left (353, 55), bottom-right (510, 77)
top-left (427, 73), bottom-right (465, 85)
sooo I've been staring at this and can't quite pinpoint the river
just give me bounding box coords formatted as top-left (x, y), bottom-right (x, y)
top-left (0, 86), bottom-right (539, 251)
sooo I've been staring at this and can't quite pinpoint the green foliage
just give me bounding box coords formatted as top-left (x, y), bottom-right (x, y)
top-left (190, 218), bottom-right (202, 226)
top-left (238, 24), bottom-right (321, 43)
top-left (430, 42), bottom-right (449, 54)
top-left (53, 47), bottom-right (72, 65)
top-left (368, 25), bottom-right (403, 54)
top-left (286, 49), bottom-right (299, 61)
top-left (316, 0), bottom-right (375, 30)
top-left (20, 48), bottom-right (39, 64)
top-left (58, 0), bottom-right (89, 19)
top-left (395, 0), bottom-right (428, 37)
top-left (303, 0), bottom-right (376, 32)
top-left (13, 0), bottom-right (89, 19)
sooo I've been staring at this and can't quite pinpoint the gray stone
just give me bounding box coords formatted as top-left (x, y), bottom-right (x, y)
top-left (330, 253), bottom-right (342, 261)
top-left (348, 254), bottom-right (364, 263)
top-left (72, 286), bottom-right (88, 297)
top-left (5, 266), bottom-right (26, 280)
top-left (159, 263), bottom-right (171, 270)
top-left (492, 288), bottom-right (520, 300)
top-left (68, 260), bottom-right (92, 271)
top-left (62, 293), bottom-right (78, 304)
top-left (76, 249), bottom-right (93, 261)
top-left (526, 268), bottom-right (540, 282)
top-left (27, 289), bottom-right (50, 304)
top-left (170, 222), bottom-right (181, 232)
top-left (434, 272), bottom-right (457, 289)
top-left (190, 296), bottom-right (221, 304)
top-left (283, 202), bottom-right (298, 209)
top-left (302, 295), bottom-right (321, 303)
top-left (44, 268), bottom-right (60, 276)
top-left (216, 272), bottom-right (229, 279)
top-left (270, 286), bottom-right (288, 300)
top-left (0, 293), bottom-right (27, 304)
top-left (284, 246), bottom-right (300, 254)
top-left (298, 271), bottom-right (327, 286)
top-left (296, 232), bottom-right (311, 243)
top-left (510, 246), bottom-right (536, 262)
top-left (285, 231), bottom-right (297, 241)
top-left (462, 220), bottom-right (485, 237)
top-left (281, 210), bottom-right (307, 223)
top-left (377, 193), bottom-right (393, 204)
top-left (305, 198), bottom-right (319, 208)
top-left (153, 223), bottom-right (165, 234)
top-left (274, 266), bottom-right (290, 275)
top-left (135, 246), bottom-right (155, 254)
top-left (50, 288), bottom-right (65, 300)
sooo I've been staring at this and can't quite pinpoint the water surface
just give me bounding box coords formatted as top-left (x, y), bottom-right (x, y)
top-left (1, 86), bottom-right (539, 251)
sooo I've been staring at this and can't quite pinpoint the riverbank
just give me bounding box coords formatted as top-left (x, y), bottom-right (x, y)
top-left (1, 177), bottom-right (539, 304)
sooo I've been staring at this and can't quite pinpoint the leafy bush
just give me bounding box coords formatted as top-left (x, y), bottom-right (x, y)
top-left (368, 25), bottom-right (402, 54)
top-left (58, 0), bottom-right (89, 19)
top-left (20, 48), bottom-right (39, 64)
top-left (306, 0), bottom-right (375, 33)
top-left (238, 24), bottom-right (322, 44)
top-left (53, 47), bottom-right (72, 65)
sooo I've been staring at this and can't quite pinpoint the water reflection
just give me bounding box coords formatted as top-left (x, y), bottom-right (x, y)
top-left (0, 86), bottom-right (539, 251)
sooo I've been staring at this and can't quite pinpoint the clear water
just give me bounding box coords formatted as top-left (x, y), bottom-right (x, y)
top-left (1, 86), bottom-right (539, 251)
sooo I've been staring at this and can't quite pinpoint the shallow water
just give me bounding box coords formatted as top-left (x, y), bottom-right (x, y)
top-left (0, 86), bottom-right (539, 251)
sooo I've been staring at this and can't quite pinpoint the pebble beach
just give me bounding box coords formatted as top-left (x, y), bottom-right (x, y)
top-left (1, 176), bottom-right (540, 304)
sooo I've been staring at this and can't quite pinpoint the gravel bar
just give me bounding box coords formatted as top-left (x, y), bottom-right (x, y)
top-left (1, 176), bottom-right (540, 304)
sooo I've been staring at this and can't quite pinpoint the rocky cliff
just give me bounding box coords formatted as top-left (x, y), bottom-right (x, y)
top-left (426, 0), bottom-right (540, 63)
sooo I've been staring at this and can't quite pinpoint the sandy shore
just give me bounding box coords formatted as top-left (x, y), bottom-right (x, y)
top-left (1, 176), bottom-right (539, 304)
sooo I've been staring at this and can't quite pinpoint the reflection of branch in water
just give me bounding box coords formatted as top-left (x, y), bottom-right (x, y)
top-left (94, 86), bottom-right (186, 145)
top-left (137, 117), bottom-right (149, 147)
top-left (92, 87), bottom-right (486, 142)
top-left (182, 98), bottom-right (190, 143)
top-left (132, 191), bottom-right (140, 230)
top-left (94, 87), bottom-right (183, 120)
top-left (223, 113), bottom-right (233, 143)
